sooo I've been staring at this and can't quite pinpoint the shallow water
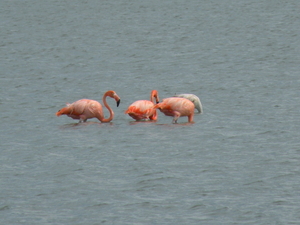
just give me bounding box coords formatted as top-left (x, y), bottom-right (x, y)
top-left (1, 0), bottom-right (300, 224)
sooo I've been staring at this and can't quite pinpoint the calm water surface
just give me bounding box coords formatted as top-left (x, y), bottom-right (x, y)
top-left (1, 1), bottom-right (300, 224)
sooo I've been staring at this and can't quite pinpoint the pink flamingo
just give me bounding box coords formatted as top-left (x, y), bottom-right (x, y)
top-left (56, 90), bottom-right (120, 123)
top-left (125, 90), bottom-right (160, 121)
top-left (153, 97), bottom-right (194, 123)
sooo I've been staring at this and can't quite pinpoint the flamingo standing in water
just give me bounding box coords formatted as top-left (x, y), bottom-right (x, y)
top-left (56, 90), bottom-right (120, 123)
top-left (125, 90), bottom-right (160, 121)
top-left (174, 93), bottom-right (203, 113)
top-left (153, 97), bottom-right (194, 123)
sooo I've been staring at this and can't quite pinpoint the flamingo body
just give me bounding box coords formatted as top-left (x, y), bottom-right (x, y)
top-left (56, 90), bottom-right (120, 123)
top-left (153, 97), bottom-right (194, 123)
top-left (174, 93), bottom-right (203, 113)
top-left (125, 90), bottom-right (159, 121)
top-left (125, 100), bottom-right (157, 120)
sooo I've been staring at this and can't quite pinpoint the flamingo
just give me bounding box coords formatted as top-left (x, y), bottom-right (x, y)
top-left (125, 90), bottom-right (160, 121)
top-left (174, 93), bottom-right (203, 113)
top-left (153, 97), bottom-right (194, 123)
top-left (56, 90), bottom-right (120, 123)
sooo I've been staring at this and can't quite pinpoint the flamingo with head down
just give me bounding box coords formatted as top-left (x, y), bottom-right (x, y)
top-left (125, 90), bottom-right (160, 121)
top-left (56, 90), bottom-right (120, 123)
top-left (174, 93), bottom-right (203, 114)
top-left (153, 97), bottom-right (194, 123)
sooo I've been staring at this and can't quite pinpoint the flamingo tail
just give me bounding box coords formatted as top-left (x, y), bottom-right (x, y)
top-left (56, 106), bottom-right (72, 117)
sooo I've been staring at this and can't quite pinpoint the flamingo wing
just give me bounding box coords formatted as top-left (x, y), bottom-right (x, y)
top-left (71, 99), bottom-right (90, 114)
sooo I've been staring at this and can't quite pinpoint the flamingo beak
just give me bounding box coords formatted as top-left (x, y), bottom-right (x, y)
top-left (116, 99), bottom-right (120, 107)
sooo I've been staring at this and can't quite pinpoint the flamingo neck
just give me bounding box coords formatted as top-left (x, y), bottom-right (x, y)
top-left (100, 93), bottom-right (114, 122)
top-left (150, 91), bottom-right (157, 103)
top-left (150, 94), bottom-right (154, 103)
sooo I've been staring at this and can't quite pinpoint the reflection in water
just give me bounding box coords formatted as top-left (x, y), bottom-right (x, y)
top-left (128, 120), bottom-right (157, 125)
top-left (155, 122), bottom-right (194, 127)
top-left (59, 121), bottom-right (113, 129)
top-left (128, 120), bottom-right (194, 126)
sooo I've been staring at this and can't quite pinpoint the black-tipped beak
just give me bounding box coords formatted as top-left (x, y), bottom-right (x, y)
top-left (156, 101), bottom-right (159, 104)
top-left (117, 99), bottom-right (120, 107)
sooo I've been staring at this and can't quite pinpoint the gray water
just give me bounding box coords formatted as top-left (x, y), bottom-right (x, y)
top-left (1, 1), bottom-right (300, 224)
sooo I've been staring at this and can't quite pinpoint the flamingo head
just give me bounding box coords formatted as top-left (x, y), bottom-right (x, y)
top-left (151, 90), bottom-right (160, 104)
top-left (105, 90), bottom-right (121, 107)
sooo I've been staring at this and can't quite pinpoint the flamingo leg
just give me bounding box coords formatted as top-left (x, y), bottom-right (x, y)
top-left (188, 114), bottom-right (194, 123)
top-left (79, 115), bottom-right (87, 123)
top-left (149, 111), bottom-right (157, 120)
top-left (172, 111), bottom-right (181, 124)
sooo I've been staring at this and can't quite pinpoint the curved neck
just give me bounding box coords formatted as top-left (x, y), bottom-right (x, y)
top-left (150, 90), bottom-right (159, 104)
top-left (100, 93), bottom-right (114, 122)
top-left (150, 90), bottom-right (157, 104)
top-left (150, 94), bottom-right (154, 103)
